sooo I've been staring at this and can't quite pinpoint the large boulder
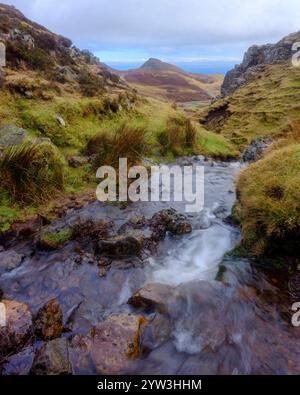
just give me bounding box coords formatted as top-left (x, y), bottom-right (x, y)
top-left (0, 300), bottom-right (33, 360)
top-left (31, 338), bottom-right (72, 375)
top-left (91, 313), bottom-right (147, 374)
top-left (0, 124), bottom-right (27, 147)
top-left (128, 283), bottom-right (175, 313)
top-left (34, 299), bottom-right (63, 340)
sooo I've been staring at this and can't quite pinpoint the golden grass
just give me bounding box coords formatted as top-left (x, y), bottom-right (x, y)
top-left (237, 143), bottom-right (300, 256)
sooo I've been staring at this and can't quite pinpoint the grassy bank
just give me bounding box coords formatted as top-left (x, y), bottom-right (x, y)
top-left (236, 143), bottom-right (300, 260)
top-left (0, 88), bottom-right (235, 231)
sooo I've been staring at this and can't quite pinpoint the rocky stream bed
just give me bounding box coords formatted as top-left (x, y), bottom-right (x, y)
top-left (0, 157), bottom-right (299, 375)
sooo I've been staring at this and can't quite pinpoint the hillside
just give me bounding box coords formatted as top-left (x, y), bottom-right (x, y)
top-left (117, 58), bottom-right (223, 103)
top-left (0, 4), bottom-right (233, 231)
top-left (199, 30), bottom-right (300, 259)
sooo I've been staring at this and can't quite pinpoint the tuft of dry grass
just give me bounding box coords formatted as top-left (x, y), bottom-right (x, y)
top-left (157, 116), bottom-right (197, 156)
top-left (0, 142), bottom-right (65, 204)
top-left (86, 123), bottom-right (148, 168)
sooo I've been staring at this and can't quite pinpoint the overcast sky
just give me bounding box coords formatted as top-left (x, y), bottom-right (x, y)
top-left (2, 0), bottom-right (300, 68)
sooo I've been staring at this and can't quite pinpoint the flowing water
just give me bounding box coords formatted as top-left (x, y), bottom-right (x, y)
top-left (0, 157), bottom-right (299, 374)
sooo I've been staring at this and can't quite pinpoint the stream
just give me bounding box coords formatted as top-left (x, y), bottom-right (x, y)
top-left (0, 157), bottom-right (299, 375)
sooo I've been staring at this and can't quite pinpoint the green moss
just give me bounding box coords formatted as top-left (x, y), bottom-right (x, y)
top-left (41, 228), bottom-right (72, 249)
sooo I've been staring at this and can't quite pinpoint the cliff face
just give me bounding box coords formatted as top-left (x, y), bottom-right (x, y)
top-left (221, 31), bottom-right (300, 96)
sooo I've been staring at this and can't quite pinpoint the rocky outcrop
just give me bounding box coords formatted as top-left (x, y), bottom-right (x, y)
top-left (0, 300), bottom-right (33, 360)
top-left (90, 313), bottom-right (147, 374)
top-left (34, 299), bottom-right (63, 341)
top-left (242, 137), bottom-right (273, 162)
top-left (221, 31), bottom-right (300, 96)
top-left (30, 338), bottom-right (71, 375)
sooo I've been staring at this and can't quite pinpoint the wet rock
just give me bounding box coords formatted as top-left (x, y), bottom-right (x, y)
top-left (91, 313), bottom-right (147, 374)
top-left (30, 338), bottom-right (72, 375)
top-left (140, 313), bottom-right (171, 352)
top-left (67, 156), bottom-right (88, 168)
top-left (128, 283), bottom-right (175, 313)
top-left (74, 252), bottom-right (98, 265)
top-left (0, 250), bottom-right (23, 274)
top-left (69, 334), bottom-right (93, 375)
top-left (34, 299), bottom-right (63, 341)
top-left (213, 204), bottom-right (228, 219)
top-left (98, 267), bottom-right (107, 277)
top-left (72, 219), bottom-right (112, 243)
top-left (150, 209), bottom-right (192, 239)
top-left (98, 234), bottom-right (143, 257)
top-left (196, 211), bottom-right (211, 229)
top-left (242, 137), bottom-right (273, 162)
top-left (0, 300), bottom-right (33, 360)
top-left (0, 124), bottom-right (27, 147)
top-left (9, 215), bottom-right (48, 238)
top-left (0, 346), bottom-right (35, 375)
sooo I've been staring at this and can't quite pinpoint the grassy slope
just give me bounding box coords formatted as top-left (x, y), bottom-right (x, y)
top-left (201, 63), bottom-right (300, 151)
top-left (237, 144), bottom-right (300, 258)
top-left (0, 84), bottom-right (234, 231)
top-left (120, 70), bottom-right (223, 103)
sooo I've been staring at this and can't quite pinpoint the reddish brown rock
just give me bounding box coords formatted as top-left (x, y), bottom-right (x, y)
top-left (0, 300), bottom-right (33, 360)
top-left (128, 283), bottom-right (175, 313)
top-left (91, 313), bottom-right (147, 374)
top-left (34, 299), bottom-right (63, 340)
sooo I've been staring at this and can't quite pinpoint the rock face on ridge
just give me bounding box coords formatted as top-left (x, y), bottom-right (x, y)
top-left (221, 31), bottom-right (300, 96)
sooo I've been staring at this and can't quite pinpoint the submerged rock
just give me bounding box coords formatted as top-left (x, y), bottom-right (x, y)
top-left (34, 299), bottom-right (63, 341)
top-left (0, 346), bottom-right (35, 375)
top-left (128, 283), bottom-right (175, 313)
top-left (140, 313), bottom-right (171, 352)
top-left (91, 313), bottom-right (147, 374)
top-left (98, 234), bottom-right (143, 257)
top-left (0, 250), bottom-right (23, 274)
top-left (0, 300), bottom-right (33, 360)
top-left (31, 338), bottom-right (71, 375)
top-left (196, 211), bottom-right (211, 229)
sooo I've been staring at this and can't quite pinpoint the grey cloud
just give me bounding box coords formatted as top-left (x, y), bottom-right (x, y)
top-left (2, 0), bottom-right (300, 53)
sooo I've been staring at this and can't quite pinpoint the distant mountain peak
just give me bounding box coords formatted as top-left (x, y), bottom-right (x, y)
top-left (140, 58), bottom-right (181, 72)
